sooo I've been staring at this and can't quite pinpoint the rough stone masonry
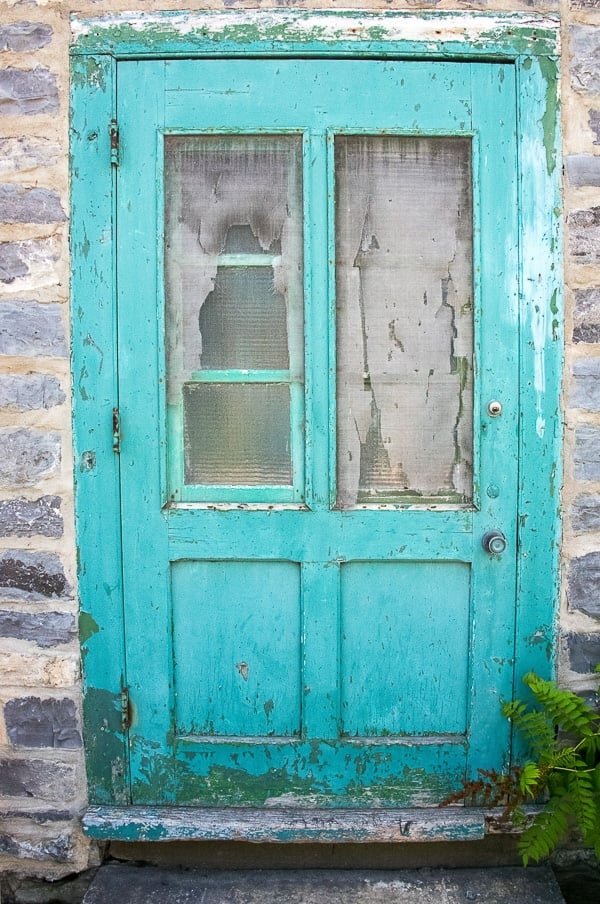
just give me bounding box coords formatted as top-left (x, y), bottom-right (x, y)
top-left (0, 0), bottom-right (600, 886)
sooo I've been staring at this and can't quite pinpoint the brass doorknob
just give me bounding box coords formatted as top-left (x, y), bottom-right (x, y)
top-left (482, 530), bottom-right (507, 555)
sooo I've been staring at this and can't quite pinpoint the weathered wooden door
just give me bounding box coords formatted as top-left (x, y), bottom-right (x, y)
top-left (116, 58), bottom-right (519, 808)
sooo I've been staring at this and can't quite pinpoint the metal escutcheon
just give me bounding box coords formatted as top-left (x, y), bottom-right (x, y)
top-left (482, 530), bottom-right (507, 555)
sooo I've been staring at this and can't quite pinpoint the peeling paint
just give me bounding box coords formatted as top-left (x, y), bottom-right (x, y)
top-left (128, 737), bottom-right (465, 808)
top-left (83, 687), bottom-right (129, 805)
top-left (539, 56), bottom-right (560, 177)
top-left (70, 55), bottom-right (107, 91)
top-left (79, 611), bottom-right (100, 644)
top-left (517, 54), bottom-right (560, 449)
top-left (71, 11), bottom-right (560, 59)
top-left (83, 804), bottom-right (485, 843)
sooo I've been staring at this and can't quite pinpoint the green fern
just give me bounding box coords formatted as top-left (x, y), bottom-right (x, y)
top-left (501, 701), bottom-right (555, 759)
top-left (523, 672), bottom-right (599, 738)
top-left (518, 790), bottom-right (573, 865)
top-left (441, 667), bottom-right (600, 865)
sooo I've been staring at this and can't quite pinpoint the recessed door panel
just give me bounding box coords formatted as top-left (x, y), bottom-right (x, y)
top-left (172, 560), bottom-right (301, 738)
top-left (340, 562), bottom-right (470, 737)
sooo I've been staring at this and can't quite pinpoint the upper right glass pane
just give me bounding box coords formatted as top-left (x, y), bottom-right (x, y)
top-left (335, 136), bottom-right (473, 508)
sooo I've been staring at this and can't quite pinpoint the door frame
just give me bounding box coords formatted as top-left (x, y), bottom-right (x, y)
top-left (71, 9), bottom-right (562, 840)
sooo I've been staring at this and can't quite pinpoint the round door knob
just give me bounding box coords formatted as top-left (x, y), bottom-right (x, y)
top-left (482, 530), bottom-right (507, 555)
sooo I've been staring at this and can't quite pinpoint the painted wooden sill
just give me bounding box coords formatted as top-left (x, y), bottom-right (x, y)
top-left (83, 806), bottom-right (489, 842)
top-left (84, 805), bottom-right (545, 842)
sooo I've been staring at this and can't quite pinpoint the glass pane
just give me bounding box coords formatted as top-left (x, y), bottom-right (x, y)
top-left (164, 135), bottom-right (303, 495)
top-left (183, 383), bottom-right (292, 486)
top-left (165, 135), bottom-right (303, 381)
top-left (199, 267), bottom-right (289, 370)
top-left (335, 136), bottom-right (473, 507)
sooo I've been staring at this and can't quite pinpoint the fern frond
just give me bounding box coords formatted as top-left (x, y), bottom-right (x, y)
top-left (567, 769), bottom-right (600, 847)
top-left (439, 767), bottom-right (525, 817)
top-left (581, 732), bottom-right (600, 762)
top-left (523, 673), bottom-right (599, 738)
top-left (517, 791), bottom-right (572, 865)
top-left (548, 746), bottom-right (580, 770)
top-left (519, 761), bottom-right (542, 798)
top-left (504, 703), bottom-right (556, 758)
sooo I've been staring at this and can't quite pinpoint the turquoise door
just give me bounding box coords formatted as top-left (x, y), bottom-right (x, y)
top-left (116, 58), bottom-right (518, 807)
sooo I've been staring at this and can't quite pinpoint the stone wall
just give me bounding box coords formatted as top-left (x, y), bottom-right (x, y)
top-left (0, 0), bottom-right (599, 882)
top-left (564, 14), bottom-right (600, 688)
top-left (0, 7), bottom-right (90, 880)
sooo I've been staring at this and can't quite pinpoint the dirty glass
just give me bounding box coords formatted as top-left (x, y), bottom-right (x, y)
top-left (335, 136), bottom-right (473, 507)
top-left (183, 383), bottom-right (292, 486)
top-left (164, 135), bottom-right (303, 492)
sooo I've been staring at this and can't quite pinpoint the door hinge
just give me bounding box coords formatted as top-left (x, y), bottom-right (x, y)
top-left (121, 686), bottom-right (131, 733)
top-left (112, 407), bottom-right (121, 453)
top-left (109, 119), bottom-right (119, 166)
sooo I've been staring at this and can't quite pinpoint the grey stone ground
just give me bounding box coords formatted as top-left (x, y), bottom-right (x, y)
top-left (82, 864), bottom-right (565, 903)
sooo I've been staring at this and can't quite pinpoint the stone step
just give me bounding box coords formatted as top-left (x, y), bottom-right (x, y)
top-left (83, 863), bottom-right (566, 903)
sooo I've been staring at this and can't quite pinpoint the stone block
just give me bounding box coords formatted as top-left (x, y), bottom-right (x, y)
top-left (1, 871), bottom-right (97, 904)
top-left (0, 550), bottom-right (70, 600)
top-left (0, 611), bottom-right (76, 648)
top-left (0, 428), bottom-right (60, 486)
top-left (568, 552), bottom-right (600, 617)
top-left (571, 493), bottom-right (600, 533)
top-left (0, 67), bottom-right (58, 116)
top-left (573, 288), bottom-right (600, 344)
top-left (0, 808), bottom-right (75, 823)
top-left (0, 241), bottom-right (28, 282)
top-left (564, 631), bottom-right (600, 673)
top-left (0, 758), bottom-right (76, 801)
top-left (0, 300), bottom-right (67, 357)
top-left (0, 22), bottom-right (52, 53)
top-left (572, 27), bottom-right (600, 95)
top-left (566, 155), bottom-right (600, 188)
top-left (0, 830), bottom-right (72, 863)
top-left (0, 495), bottom-right (63, 537)
top-left (0, 239), bottom-right (59, 289)
top-left (0, 184), bottom-right (66, 224)
top-left (0, 137), bottom-right (60, 174)
top-left (81, 865), bottom-right (567, 904)
top-left (2, 652), bottom-right (79, 688)
top-left (571, 357), bottom-right (600, 409)
top-left (0, 374), bottom-right (65, 410)
top-left (589, 110), bottom-right (600, 146)
top-left (5, 697), bottom-right (81, 749)
top-left (574, 424), bottom-right (600, 480)
top-left (568, 207), bottom-right (600, 265)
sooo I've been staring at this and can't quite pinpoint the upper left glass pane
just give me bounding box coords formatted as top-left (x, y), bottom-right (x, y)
top-left (164, 135), bottom-right (304, 498)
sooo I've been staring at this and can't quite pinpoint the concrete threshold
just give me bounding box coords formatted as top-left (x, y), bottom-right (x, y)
top-left (83, 863), bottom-right (566, 903)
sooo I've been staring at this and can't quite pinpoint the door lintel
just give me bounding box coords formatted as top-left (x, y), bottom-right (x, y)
top-left (70, 9), bottom-right (559, 60)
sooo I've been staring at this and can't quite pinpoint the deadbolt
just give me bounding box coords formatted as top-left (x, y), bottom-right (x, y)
top-left (488, 400), bottom-right (503, 417)
top-left (482, 530), bottom-right (507, 555)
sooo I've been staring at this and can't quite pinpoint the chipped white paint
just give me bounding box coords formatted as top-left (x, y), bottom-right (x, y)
top-left (83, 805), bottom-right (487, 842)
top-left (520, 128), bottom-right (551, 440)
top-left (71, 10), bottom-right (560, 52)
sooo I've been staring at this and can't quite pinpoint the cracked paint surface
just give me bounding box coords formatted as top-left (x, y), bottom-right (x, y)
top-left (71, 10), bottom-right (560, 58)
